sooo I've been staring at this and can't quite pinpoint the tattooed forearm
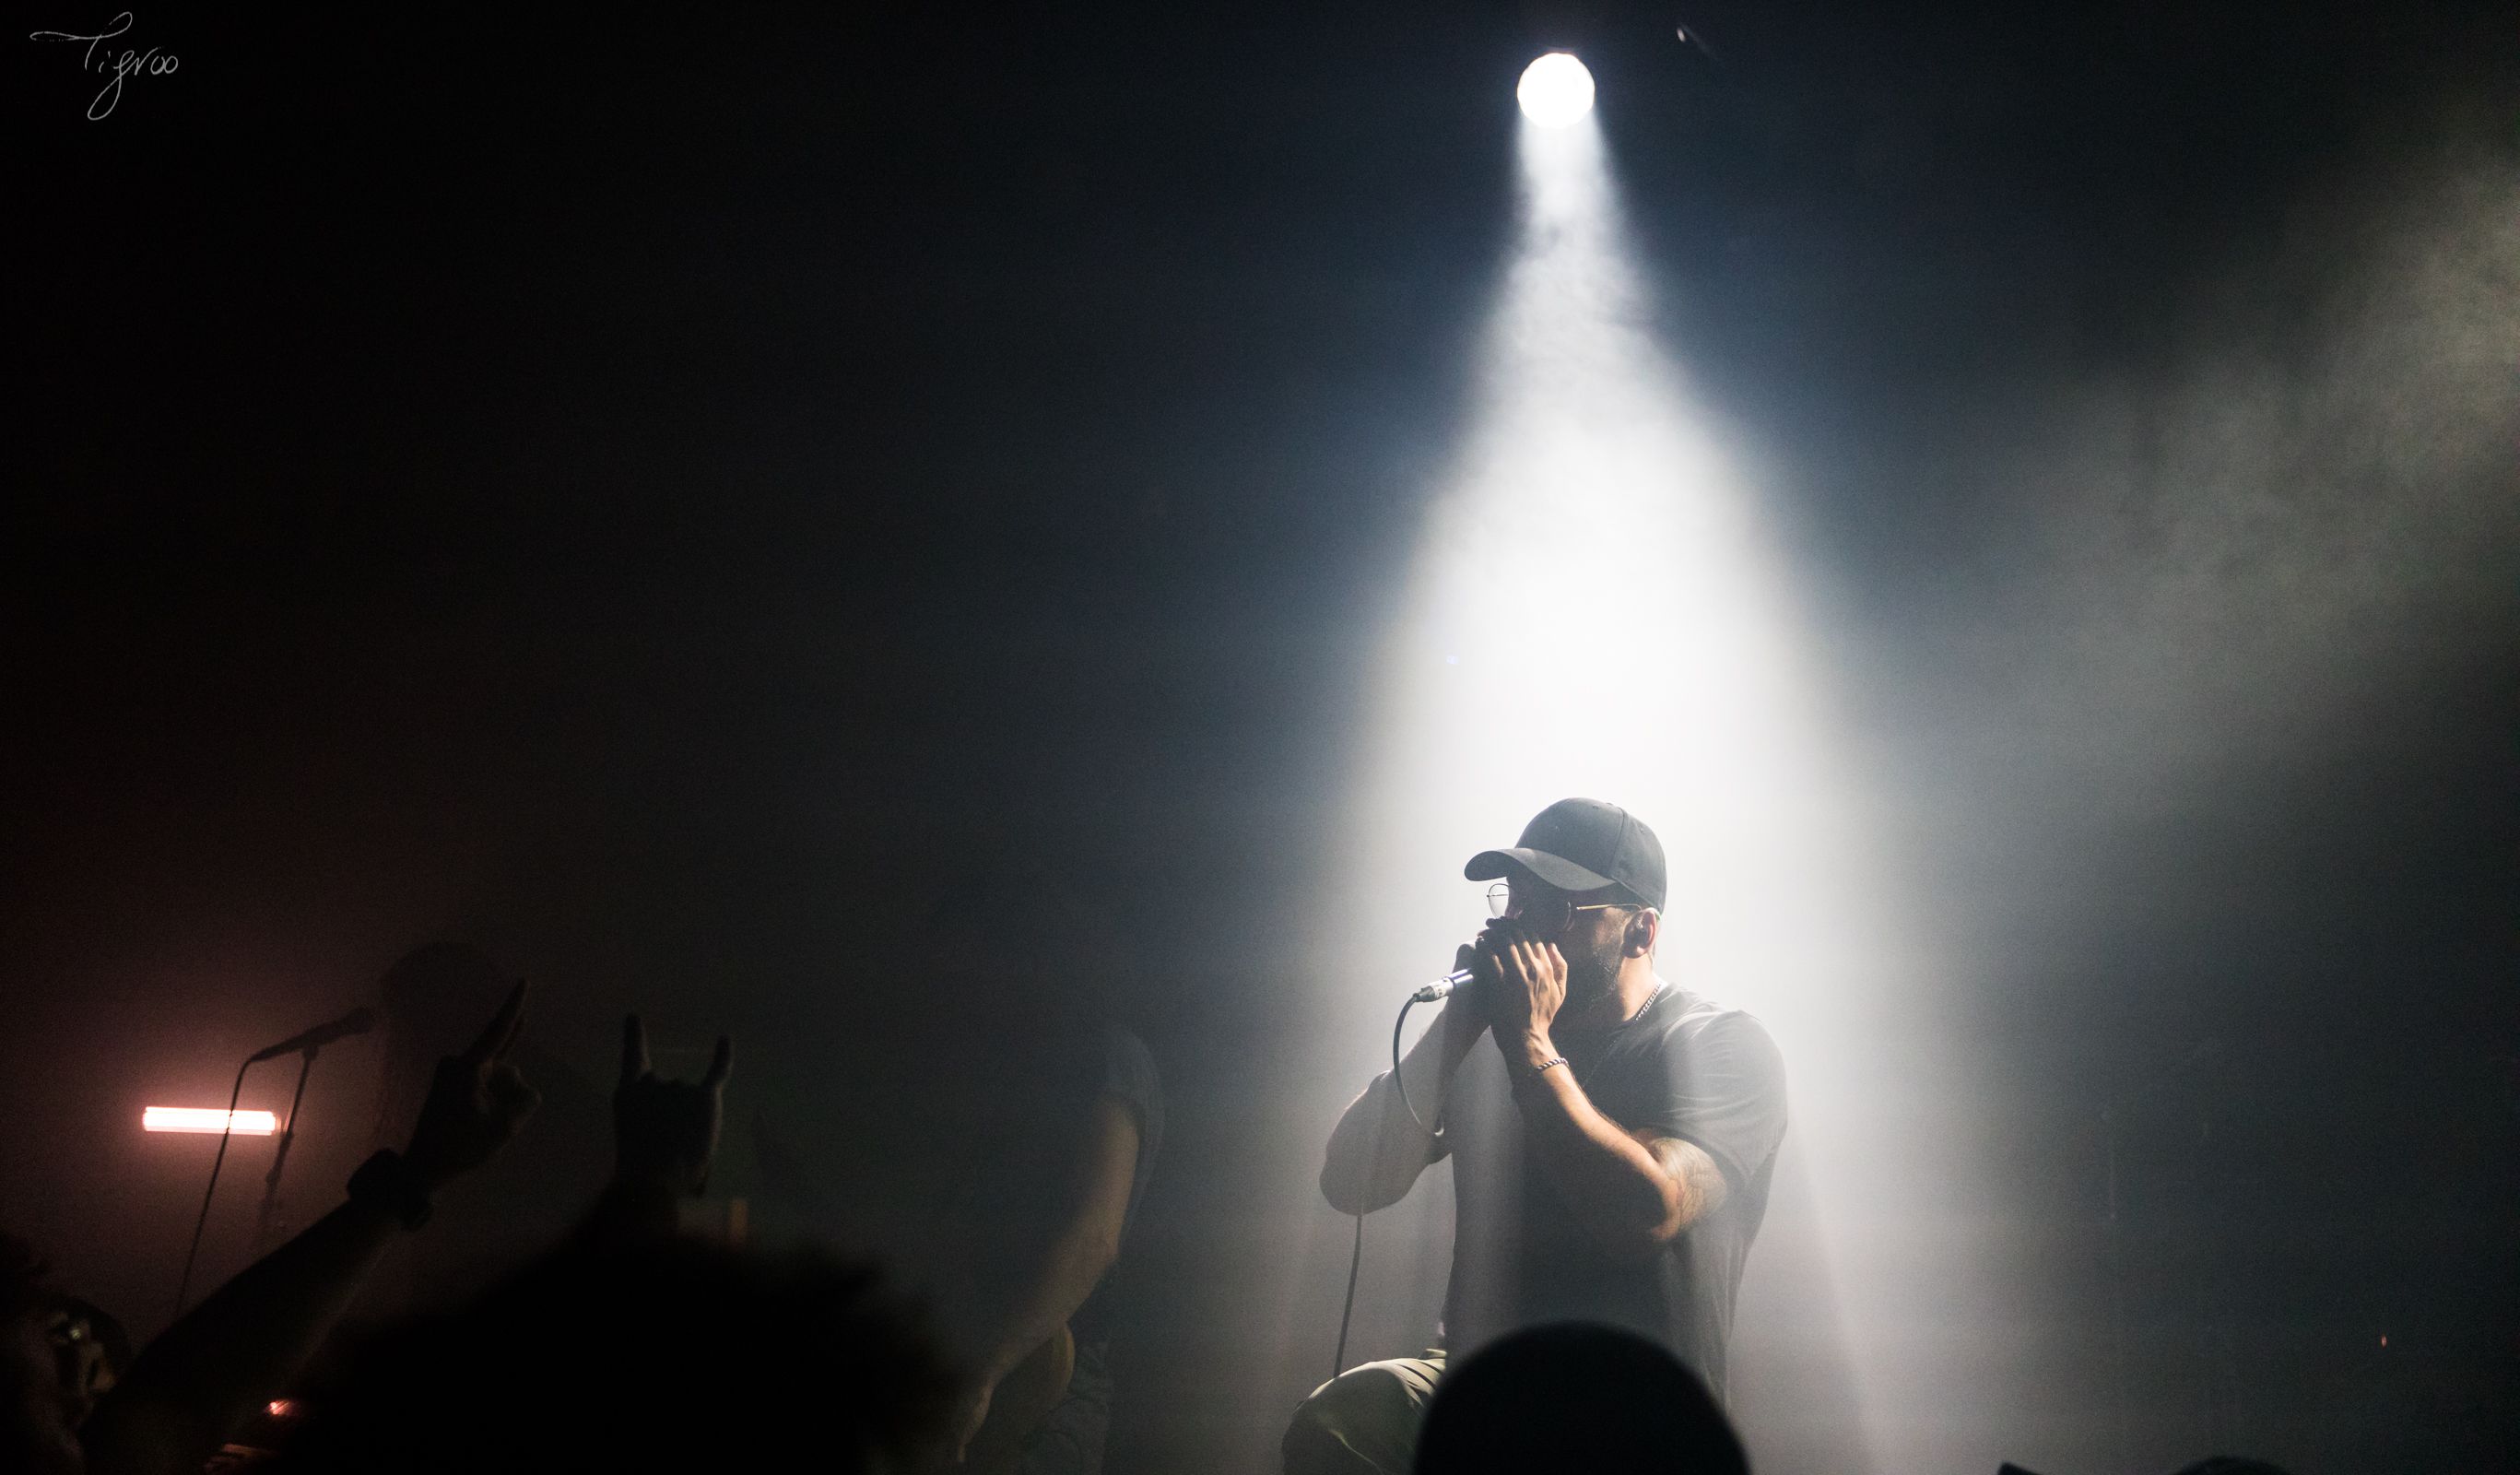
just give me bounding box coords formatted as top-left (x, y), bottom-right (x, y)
top-left (1650, 1136), bottom-right (1731, 1228)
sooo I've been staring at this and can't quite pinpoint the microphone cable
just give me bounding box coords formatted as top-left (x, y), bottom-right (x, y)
top-left (1391, 993), bottom-right (1443, 1137)
top-left (1333, 1206), bottom-right (1362, 1382)
top-left (171, 1057), bottom-right (253, 1316)
top-left (1332, 988), bottom-right (1446, 1380)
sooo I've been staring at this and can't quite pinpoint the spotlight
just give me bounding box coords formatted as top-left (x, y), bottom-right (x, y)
top-left (1516, 53), bottom-right (1595, 129)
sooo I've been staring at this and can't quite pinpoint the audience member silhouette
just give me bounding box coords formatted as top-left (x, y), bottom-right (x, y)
top-left (272, 1008), bottom-right (955, 1471)
top-left (1406, 1323), bottom-right (1748, 1475)
top-left (2, 1233), bottom-right (84, 1475)
top-left (4, 983), bottom-right (542, 1475)
top-left (371, 943), bottom-right (608, 1314)
top-left (42, 1298), bottom-right (130, 1432)
top-left (271, 1235), bottom-right (955, 1473)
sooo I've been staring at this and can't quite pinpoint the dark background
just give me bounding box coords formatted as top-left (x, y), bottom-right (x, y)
top-left (6, 3), bottom-right (2516, 1471)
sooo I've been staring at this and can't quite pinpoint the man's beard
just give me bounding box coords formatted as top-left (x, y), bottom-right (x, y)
top-left (1562, 933), bottom-right (1625, 1011)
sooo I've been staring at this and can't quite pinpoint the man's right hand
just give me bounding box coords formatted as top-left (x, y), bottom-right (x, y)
top-left (1443, 941), bottom-right (1499, 1037)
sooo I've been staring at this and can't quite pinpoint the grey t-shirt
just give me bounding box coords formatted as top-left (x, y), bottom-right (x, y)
top-left (1433, 983), bottom-right (1786, 1395)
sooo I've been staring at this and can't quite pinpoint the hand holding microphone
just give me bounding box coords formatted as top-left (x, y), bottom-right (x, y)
top-left (1412, 936), bottom-right (1492, 1002)
top-left (1416, 918), bottom-right (1569, 1037)
top-left (1411, 926), bottom-right (1522, 1003)
top-left (1477, 920), bottom-right (1569, 1045)
top-left (1388, 941), bottom-right (1501, 1138)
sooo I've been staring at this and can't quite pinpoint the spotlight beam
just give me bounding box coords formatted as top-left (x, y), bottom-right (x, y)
top-left (1303, 70), bottom-right (1984, 1475)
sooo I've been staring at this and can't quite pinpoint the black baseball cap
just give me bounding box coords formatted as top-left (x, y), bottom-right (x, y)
top-left (1465, 797), bottom-right (1666, 912)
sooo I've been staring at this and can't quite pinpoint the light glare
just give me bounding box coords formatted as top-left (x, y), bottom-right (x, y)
top-left (1516, 53), bottom-right (1595, 129)
top-left (144, 1106), bottom-right (277, 1135)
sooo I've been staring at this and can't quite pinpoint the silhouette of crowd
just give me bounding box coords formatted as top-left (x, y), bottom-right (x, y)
top-left (1, 953), bottom-right (2292, 1475)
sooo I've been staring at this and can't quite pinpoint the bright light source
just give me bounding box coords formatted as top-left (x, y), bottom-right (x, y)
top-left (143, 1107), bottom-right (277, 1135)
top-left (1516, 53), bottom-right (1595, 129)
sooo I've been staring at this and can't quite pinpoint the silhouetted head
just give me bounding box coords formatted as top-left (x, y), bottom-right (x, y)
top-left (41, 1296), bottom-right (129, 1427)
top-left (1414, 1323), bottom-right (1747, 1475)
top-left (916, 857), bottom-right (1116, 1034)
top-left (0, 1233), bottom-right (81, 1475)
top-left (380, 941), bottom-right (512, 1046)
top-left (277, 1238), bottom-right (956, 1474)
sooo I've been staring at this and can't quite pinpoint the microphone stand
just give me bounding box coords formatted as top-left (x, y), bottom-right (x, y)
top-left (251, 1045), bottom-right (323, 1257)
top-left (172, 1058), bottom-right (254, 1317)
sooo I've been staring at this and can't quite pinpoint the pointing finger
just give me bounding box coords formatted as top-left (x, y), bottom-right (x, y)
top-left (620, 1013), bottom-right (650, 1085)
top-left (493, 982), bottom-right (531, 1059)
top-left (703, 1034), bottom-right (733, 1090)
top-left (464, 981), bottom-right (529, 1064)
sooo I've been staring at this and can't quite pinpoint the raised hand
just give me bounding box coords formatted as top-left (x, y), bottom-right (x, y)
top-left (613, 1013), bottom-right (733, 1196)
top-left (402, 981), bottom-right (543, 1189)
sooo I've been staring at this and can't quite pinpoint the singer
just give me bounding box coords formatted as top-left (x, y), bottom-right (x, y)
top-left (1283, 798), bottom-right (1787, 1475)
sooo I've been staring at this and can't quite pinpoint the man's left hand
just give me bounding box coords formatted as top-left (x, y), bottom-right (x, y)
top-left (1480, 922), bottom-right (1567, 1063)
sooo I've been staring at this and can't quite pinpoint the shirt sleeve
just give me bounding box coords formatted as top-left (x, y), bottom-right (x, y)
top-left (1641, 1011), bottom-right (1788, 1194)
top-left (1097, 1025), bottom-right (1165, 1235)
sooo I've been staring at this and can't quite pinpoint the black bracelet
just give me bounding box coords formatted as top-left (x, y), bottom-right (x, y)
top-left (347, 1150), bottom-right (435, 1232)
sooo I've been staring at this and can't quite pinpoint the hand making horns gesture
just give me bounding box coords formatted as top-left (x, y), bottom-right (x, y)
top-left (403, 981), bottom-right (544, 1189)
top-left (613, 1012), bottom-right (734, 1196)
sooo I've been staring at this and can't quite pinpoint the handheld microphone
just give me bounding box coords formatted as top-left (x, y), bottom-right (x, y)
top-left (1411, 969), bottom-right (1479, 1004)
top-left (244, 1007), bottom-right (379, 1063)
